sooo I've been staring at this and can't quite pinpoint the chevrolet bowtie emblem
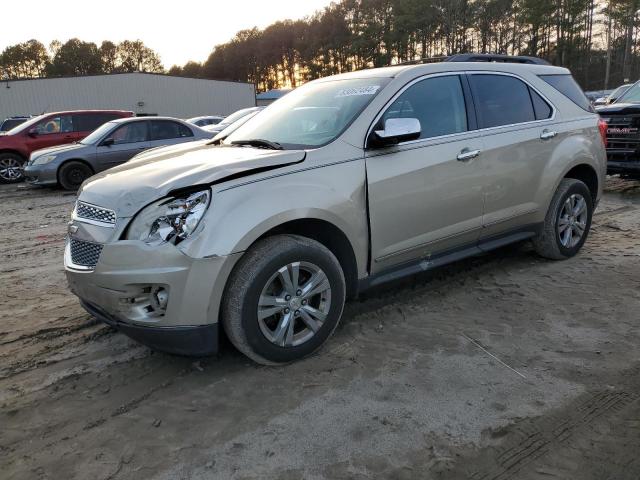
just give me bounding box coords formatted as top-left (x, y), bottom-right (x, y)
top-left (68, 223), bottom-right (79, 234)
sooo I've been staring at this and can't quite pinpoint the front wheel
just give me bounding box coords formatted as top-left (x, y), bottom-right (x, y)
top-left (533, 178), bottom-right (594, 260)
top-left (58, 161), bottom-right (93, 190)
top-left (0, 153), bottom-right (25, 183)
top-left (222, 234), bottom-right (346, 365)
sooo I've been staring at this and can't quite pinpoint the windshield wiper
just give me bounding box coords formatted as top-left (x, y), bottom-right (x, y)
top-left (231, 139), bottom-right (283, 150)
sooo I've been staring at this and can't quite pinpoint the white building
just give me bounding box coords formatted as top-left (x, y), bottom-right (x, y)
top-left (0, 72), bottom-right (256, 120)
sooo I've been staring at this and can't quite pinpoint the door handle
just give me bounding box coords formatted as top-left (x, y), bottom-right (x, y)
top-left (540, 130), bottom-right (558, 140)
top-left (457, 149), bottom-right (481, 162)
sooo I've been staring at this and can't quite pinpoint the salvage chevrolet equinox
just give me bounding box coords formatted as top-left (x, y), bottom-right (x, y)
top-left (65, 54), bottom-right (607, 365)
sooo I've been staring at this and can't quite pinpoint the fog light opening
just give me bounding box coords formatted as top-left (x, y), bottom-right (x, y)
top-left (153, 287), bottom-right (169, 311)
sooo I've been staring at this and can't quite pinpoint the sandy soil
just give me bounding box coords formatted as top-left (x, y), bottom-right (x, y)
top-left (1, 177), bottom-right (639, 480)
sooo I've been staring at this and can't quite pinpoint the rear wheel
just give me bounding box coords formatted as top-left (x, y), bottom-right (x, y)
top-left (533, 178), bottom-right (593, 260)
top-left (58, 161), bottom-right (93, 190)
top-left (222, 234), bottom-right (346, 365)
top-left (0, 153), bottom-right (25, 183)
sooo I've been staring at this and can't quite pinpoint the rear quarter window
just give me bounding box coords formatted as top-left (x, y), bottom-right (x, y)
top-left (539, 74), bottom-right (593, 112)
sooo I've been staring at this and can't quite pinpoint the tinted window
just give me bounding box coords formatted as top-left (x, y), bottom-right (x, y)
top-left (74, 113), bottom-right (121, 132)
top-left (380, 75), bottom-right (468, 139)
top-left (0, 119), bottom-right (27, 131)
top-left (539, 74), bottom-right (593, 112)
top-left (150, 121), bottom-right (194, 140)
top-left (530, 88), bottom-right (553, 120)
top-left (106, 122), bottom-right (148, 145)
top-left (470, 75), bottom-right (535, 128)
top-left (36, 115), bottom-right (73, 135)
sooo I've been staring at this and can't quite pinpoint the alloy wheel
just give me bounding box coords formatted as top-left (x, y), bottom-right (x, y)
top-left (557, 193), bottom-right (588, 248)
top-left (0, 157), bottom-right (23, 181)
top-left (257, 261), bottom-right (332, 347)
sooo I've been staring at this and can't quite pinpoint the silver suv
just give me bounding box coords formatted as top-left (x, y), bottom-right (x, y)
top-left (65, 55), bottom-right (607, 364)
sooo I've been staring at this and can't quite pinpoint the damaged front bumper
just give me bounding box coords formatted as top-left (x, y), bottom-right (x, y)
top-left (65, 239), bottom-right (242, 356)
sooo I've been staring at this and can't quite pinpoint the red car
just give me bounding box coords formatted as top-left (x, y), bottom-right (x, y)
top-left (0, 110), bottom-right (133, 183)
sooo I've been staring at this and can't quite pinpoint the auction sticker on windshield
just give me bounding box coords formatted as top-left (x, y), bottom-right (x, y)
top-left (335, 86), bottom-right (381, 97)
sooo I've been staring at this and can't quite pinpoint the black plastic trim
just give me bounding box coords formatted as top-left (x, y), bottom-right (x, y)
top-left (358, 224), bottom-right (541, 292)
top-left (80, 300), bottom-right (218, 356)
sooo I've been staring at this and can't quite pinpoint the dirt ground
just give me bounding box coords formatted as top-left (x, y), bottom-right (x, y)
top-left (1, 177), bottom-right (639, 480)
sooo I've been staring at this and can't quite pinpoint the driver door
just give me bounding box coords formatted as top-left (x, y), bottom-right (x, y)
top-left (366, 74), bottom-right (485, 273)
top-left (95, 121), bottom-right (151, 171)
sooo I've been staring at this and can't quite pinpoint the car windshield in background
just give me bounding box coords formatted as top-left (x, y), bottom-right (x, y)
top-left (218, 108), bottom-right (256, 127)
top-left (80, 122), bottom-right (116, 144)
top-left (225, 78), bottom-right (390, 149)
top-left (614, 81), bottom-right (640, 103)
top-left (4, 114), bottom-right (46, 135)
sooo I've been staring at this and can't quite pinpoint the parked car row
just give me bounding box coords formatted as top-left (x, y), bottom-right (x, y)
top-left (0, 107), bottom-right (265, 188)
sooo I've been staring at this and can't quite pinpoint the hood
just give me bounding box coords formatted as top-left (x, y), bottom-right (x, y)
top-left (79, 142), bottom-right (306, 218)
top-left (30, 142), bottom-right (87, 159)
top-left (596, 102), bottom-right (640, 115)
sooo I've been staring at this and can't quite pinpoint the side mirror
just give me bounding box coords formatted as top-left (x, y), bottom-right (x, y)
top-left (101, 138), bottom-right (114, 147)
top-left (370, 118), bottom-right (421, 148)
top-left (27, 128), bottom-right (38, 137)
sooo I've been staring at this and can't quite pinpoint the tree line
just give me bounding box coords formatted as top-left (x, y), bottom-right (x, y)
top-left (3, 1), bottom-right (640, 92)
top-left (0, 38), bottom-right (163, 79)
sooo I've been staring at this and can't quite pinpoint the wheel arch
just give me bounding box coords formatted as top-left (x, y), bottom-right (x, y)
top-left (562, 163), bottom-right (599, 201)
top-left (248, 218), bottom-right (360, 300)
top-left (0, 149), bottom-right (26, 161)
top-left (56, 158), bottom-right (95, 184)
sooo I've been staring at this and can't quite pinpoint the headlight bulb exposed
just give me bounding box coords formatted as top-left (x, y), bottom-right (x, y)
top-left (126, 190), bottom-right (211, 245)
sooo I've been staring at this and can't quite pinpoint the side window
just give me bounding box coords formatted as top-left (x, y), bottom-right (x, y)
top-left (150, 121), bottom-right (194, 141)
top-left (469, 74), bottom-right (536, 128)
top-left (380, 75), bottom-right (468, 140)
top-left (74, 113), bottom-right (120, 132)
top-left (539, 74), bottom-right (593, 112)
top-left (106, 122), bottom-right (148, 145)
top-left (36, 115), bottom-right (73, 135)
top-left (529, 88), bottom-right (553, 120)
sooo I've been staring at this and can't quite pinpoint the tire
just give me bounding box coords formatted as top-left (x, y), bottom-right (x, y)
top-left (222, 234), bottom-right (346, 365)
top-left (0, 153), bottom-right (25, 184)
top-left (533, 178), bottom-right (594, 260)
top-left (58, 161), bottom-right (93, 190)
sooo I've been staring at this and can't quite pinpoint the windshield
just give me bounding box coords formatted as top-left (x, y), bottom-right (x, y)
top-left (225, 77), bottom-right (390, 149)
top-left (615, 82), bottom-right (640, 103)
top-left (218, 108), bottom-right (257, 127)
top-left (609, 85), bottom-right (631, 103)
top-left (80, 121), bottom-right (117, 145)
top-left (4, 114), bottom-right (47, 135)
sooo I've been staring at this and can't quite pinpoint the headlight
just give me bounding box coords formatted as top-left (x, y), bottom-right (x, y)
top-left (31, 154), bottom-right (57, 166)
top-left (126, 190), bottom-right (211, 245)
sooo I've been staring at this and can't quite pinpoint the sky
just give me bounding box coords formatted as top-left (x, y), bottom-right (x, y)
top-left (0, 0), bottom-right (334, 67)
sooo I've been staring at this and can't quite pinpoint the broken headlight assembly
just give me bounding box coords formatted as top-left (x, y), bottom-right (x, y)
top-left (126, 190), bottom-right (211, 245)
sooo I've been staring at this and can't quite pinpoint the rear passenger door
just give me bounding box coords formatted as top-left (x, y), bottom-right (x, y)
top-left (95, 121), bottom-right (151, 170)
top-left (148, 120), bottom-right (195, 149)
top-left (468, 73), bottom-right (557, 239)
top-left (366, 74), bottom-right (485, 273)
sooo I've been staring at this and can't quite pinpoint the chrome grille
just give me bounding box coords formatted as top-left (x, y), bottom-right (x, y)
top-left (603, 114), bottom-right (640, 161)
top-left (70, 238), bottom-right (103, 268)
top-left (75, 201), bottom-right (116, 225)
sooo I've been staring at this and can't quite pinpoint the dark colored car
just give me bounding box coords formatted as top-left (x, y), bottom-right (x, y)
top-left (24, 117), bottom-right (211, 190)
top-left (0, 110), bottom-right (133, 183)
top-left (597, 80), bottom-right (640, 176)
top-left (0, 116), bottom-right (31, 132)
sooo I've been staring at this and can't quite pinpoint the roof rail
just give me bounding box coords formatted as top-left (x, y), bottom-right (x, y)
top-left (445, 53), bottom-right (551, 65)
top-left (394, 56), bottom-right (449, 66)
